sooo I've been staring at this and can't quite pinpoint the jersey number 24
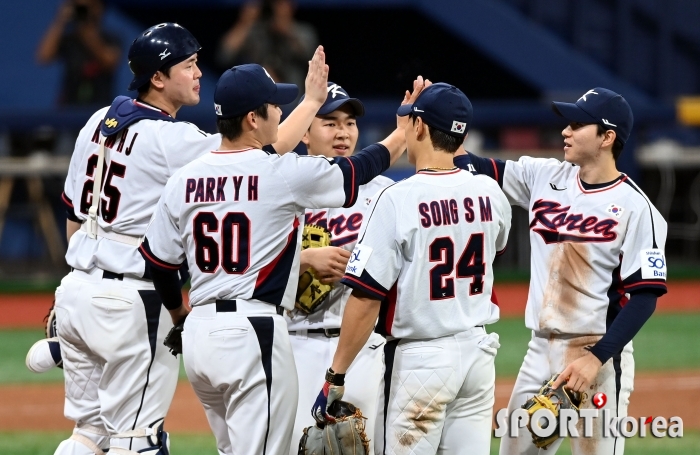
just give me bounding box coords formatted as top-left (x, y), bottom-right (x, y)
top-left (429, 233), bottom-right (485, 300)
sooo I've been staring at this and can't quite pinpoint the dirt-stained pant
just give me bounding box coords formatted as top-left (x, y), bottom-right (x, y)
top-left (375, 326), bottom-right (499, 455)
top-left (499, 332), bottom-right (634, 455)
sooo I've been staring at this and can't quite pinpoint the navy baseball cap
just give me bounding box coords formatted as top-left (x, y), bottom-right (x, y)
top-left (214, 64), bottom-right (298, 118)
top-left (299, 82), bottom-right (365, 116)
top-left (396, 83), bottom-right (473, 138)
top-left (552, 87), bottom-right (634, 144)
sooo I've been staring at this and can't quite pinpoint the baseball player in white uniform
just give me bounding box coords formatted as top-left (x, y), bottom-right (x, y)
top-left (38, 24), bottom-right (330, 455)
top-left (285, 82), bottom-right (393, 455)
top-left (139, 65), bottom-right (425, 455)
top-left (454, 88), bottom-right (668, 455)
top-left (312, 83), bottom-right (511, 455)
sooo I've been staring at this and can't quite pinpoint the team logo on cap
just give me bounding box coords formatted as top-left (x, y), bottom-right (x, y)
top-left (214, 104), bottom-right (222, 116)
top-left (578, 89), bottom-right (599, 102)
top-left (606, 203), bottom-right (624, 218)
top-left (451, 120), bottom-right (466, 134)
top-left (159, 49), bottom-right (171, 60)
top-left (327, 84), bottom-right (347, 99)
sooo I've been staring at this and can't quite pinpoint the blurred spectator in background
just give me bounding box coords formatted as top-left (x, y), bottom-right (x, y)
top-left (36, 0), bottom-right (121, 107)
top-left (217, 0), bottom-right (317, 91)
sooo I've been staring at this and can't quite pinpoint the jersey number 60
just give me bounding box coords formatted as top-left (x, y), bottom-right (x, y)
top-left (193, 212), bottom-right (251, 274)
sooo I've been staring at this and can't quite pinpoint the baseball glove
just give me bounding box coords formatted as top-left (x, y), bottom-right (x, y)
top-left (295, 224), bottom-right (333, 314)
top-left (44, 301), bottom-right (63, 369)
top-left (522, 373), bottom-right (586, 449)
top-left (163, 315), bottom-right (187, 357)
top-left (299, 400), bottom-right (370, 455)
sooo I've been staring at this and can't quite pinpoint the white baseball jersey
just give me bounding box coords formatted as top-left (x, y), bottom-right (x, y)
top-left (340, 169), bottom-right (511, 339)
top-left (141, 149), bottom-right (380, 309)
top-left (456, 154), bottom-right (668, 335)
top-left (286, 175), bottom-right (394, 331)
top-left (62, 98), bottom-right (220, 277)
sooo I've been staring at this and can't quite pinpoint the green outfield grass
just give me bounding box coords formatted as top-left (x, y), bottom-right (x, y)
top-left (0, 431), bottom-right (697, 455)
top-left (2, 312), bottom-right (699, 384)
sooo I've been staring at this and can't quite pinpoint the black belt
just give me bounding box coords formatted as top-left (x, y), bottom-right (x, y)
top-left (71, 267), bottom-right (124, 280)
top-left (215, 299), bottom-right (284, 316)
top-left (103, 271), bottom-right (124, 280)
top-left (290, 328), bottom-right (341, 338)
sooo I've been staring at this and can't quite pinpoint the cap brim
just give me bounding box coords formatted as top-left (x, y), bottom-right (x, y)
top-left (128, 74), bottom-right (151, 91)
top-left (551, 101), bottom-right (599, 124)
top-left (396, 104), bottom-right (413, 117)
top-left (318, 98), bottom-right (365, 116)
top-left (268, 83), bottom-right (299, 106)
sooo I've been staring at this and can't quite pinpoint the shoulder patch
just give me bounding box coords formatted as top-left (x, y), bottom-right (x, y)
top-left (640, 249), bottom-right (666, 280)
top-left (345, 244), bottom-right (373, 277)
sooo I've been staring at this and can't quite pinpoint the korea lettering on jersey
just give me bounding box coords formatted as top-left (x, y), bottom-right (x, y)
top-left (500, 156), bottom-right (668, 335)
top-left (341, 170), bottom-right (512, 339)
top-left (61, 102), bottom-right (220, 277)
top-left (286, 176), bottom-right (394, 331)
top-left (140, 151), bottom-right (356, 310)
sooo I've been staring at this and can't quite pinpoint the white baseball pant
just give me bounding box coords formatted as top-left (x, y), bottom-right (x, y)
top-left (53, 268), bottom-right (179, 454)
top-left (376, 327), bottom-right (499, 455)
top-left (499, 333), bottom-right (634, 455)
top-left (182, 301), bottom-right (298, 455)
top-left (288, 330), bottom-right (385, 455)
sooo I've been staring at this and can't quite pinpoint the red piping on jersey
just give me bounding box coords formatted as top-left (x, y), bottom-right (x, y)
top-left (490, 159), bottom-right (499, 182)
top-left (576, 174), bottom-right (628, 194)
top-left (624, 281), bottom-right (667, 289)
top-left (342, 275), bottom-right (387, 297)
top-left (138, 245), bottom-right (181, 271)
top-left (61, 192), bottom-right (73, 208)
top-left (385, 284), bottom-right (397, 335)
top-left (211, 147), bottom-right (255, 154)
top-left (496, 246), bottom-right (507, 256)
top-left (346, 157), bottom-right (356, 205)
top-left (255, 217), bottom-right (300, 287)
top-left (416, 169), bottom-right (461, 176)
top-left (133, 100), bottom-right (171, 117)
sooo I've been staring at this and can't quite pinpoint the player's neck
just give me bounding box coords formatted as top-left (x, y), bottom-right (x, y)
top-left (578, 158), bottom-right (620, 184)
top-left (139, 93), bottom-right (180, 118)
top-left (220, 135), bottom-right (263, 152)
top-left (414, 148), bottom-right (457, 172)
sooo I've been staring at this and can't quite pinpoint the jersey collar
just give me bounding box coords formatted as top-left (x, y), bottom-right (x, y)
top-left (577, 172), bottom-right (627, 194)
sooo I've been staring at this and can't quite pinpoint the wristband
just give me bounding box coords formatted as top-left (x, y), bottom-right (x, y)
top-left (325, 367), bottom-right (345, 386)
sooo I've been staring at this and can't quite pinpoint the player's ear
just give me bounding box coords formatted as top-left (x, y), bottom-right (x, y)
top-left (415, 117), bottom-right (428, 141)
top-left (247, 111), bottom-right (258, 131)
top-left (601, 129), bottom-right (616, 149)
top-left (301, 130), bottom-right (310, 146)
top-left (150, 72), bottom-right (166, 91)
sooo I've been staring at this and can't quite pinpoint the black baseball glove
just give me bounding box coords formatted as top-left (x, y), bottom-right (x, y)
top-left (163, 315), bottom-right (187, 357)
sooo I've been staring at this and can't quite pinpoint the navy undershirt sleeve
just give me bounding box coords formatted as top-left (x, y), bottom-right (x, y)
top-left (587, 292), bottom-right (656, 364)
top-left (150, 267), bottom-right (184, 311)
top-left (453, 152), bottom-right (506, 187)
top-left (332, 143), bottom-right (391, 207)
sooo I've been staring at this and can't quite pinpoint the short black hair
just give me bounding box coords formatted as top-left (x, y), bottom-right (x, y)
top-left (596, 124), bottom-right (625, 160)
top-left (410, 114), bottom-right (463, 153)
top-left (217, 104), bottom-right (269, 141)
top-left (136, 67), bottom-right (173, 96)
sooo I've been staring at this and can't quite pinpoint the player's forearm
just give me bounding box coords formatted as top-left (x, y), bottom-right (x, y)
top-left (150, 267), bottom-right (184, 311)
top-left (588, 292), bottom-right (656, 364)
top-left (331, 292), bottom-right (381, 374)
top-left (272, 98), bottom-right (323, 154)
top-left (379, 128), bottom-right (406, 166)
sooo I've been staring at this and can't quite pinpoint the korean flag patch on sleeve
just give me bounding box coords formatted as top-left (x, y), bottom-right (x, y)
top-left (640, 249), bottom-right (667, 280)
top-left (345, 244), bottom-right (373, 277)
